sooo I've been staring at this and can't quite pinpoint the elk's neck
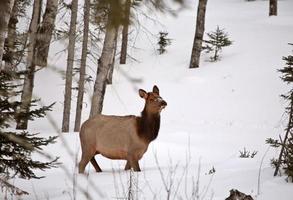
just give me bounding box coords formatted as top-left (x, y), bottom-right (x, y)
top-left (137, 108), bottom-right (161, 143)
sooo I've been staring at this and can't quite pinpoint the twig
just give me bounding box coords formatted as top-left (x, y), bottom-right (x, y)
top-left (0, 177), bottom-right (29, 196)
top-left (257, 146), bottom-right (270, 196)
top-left (194, 159), bottom-right (201, 200)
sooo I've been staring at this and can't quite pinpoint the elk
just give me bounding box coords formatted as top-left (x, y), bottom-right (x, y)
top-left (79, 85), bottom-right (167, 173)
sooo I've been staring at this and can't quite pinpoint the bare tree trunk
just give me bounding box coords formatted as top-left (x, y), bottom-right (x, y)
top-left (189, 0), bottom-right (208, 69)
top-left (269, 0), bottom-right (277, 16)
top-left (90, 23), bottom-right (119, 117)
top-left (62, 0), bottom-right (79, 132)
top-left (0, 0), bottom-right (15, 69)
top-left (16, 0), bottom-right (42, 129)
top-left (106, 29), bottom-right (118, 85)
top-left (119, 0), bottom-right (131, 64)
top-left (34, 0), bottom-right (58, 67)
top-left (74, 0), bottom-right (90, 132)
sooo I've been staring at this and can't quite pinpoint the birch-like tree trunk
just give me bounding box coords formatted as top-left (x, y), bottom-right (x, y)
top-left (120, 0), bottom-right (131, 64)
top-left (62, 0), bottom-right (79, 132)
top-left (34, 0), bottom-right (58, 67)
top-left (16, 0), bottom-right (42, 129)
top-left (0, 0), bottom-right (15, 69)
top-left (74, 0), bottom-right (90, 132)
top-left (90, 23), bottom-right (119, 117)
top-left (189, 0), bottom-right (208, 69)
top-left (269, 0), bottom-right (277, 16)
top-left (106, 30), bottom-right (118, 85)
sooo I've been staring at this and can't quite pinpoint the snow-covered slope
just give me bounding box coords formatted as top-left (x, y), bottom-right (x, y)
top-left (14, 0), bottom-right (293, 199)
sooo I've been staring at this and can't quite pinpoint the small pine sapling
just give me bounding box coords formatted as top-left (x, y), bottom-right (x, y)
top-left (239, 147), bottom-right (258, 158)
top-left (157, 31), bottom-right (171, 55)
top-left (267, 43), bottom-right (293, 181)
top-left (208, 166), bottom-right (216, 174)
top-left (203, 26), bottom-right (232, 61)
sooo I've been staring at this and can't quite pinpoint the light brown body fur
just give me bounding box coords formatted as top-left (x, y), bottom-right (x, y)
top-left (79, 85), bottom-right (167, 173)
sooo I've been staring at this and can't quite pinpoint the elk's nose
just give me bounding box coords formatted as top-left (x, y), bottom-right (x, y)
top-left (162, 100), bottom-right (167, 107)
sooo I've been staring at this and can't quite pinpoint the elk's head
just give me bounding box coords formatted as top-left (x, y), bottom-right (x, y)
top-left (139, 85), bottom-right (167, 114)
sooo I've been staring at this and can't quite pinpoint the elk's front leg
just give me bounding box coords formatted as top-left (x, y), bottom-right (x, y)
top-left (127, 155), bottom-right (141, 172)
top-left (129, 160), bottom-right (141, 172)
top-left (125, 161), bottom-right (131, 170)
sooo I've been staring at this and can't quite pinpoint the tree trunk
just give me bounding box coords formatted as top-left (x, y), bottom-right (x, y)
top-left (4, 0), bottom-right (19, 69)
top-left (106, 29), bottom-right (118, 85)
top-left (90, 23), bottom-right (119, 117)
top-left (16, 0), bottom-right (42, 129)
top-left (34, 0), bottom-right (58, 67)
top-left (62, 0), bottom-right (79, 133)
top-left (189, 0), bottom-right (208, 69)
top-left (74, 0), bottom-right (90, 132)
top-left (269, 0), bottom-right (277, 16)
top-left (119, 0), bottom-right (131, 64)
top-left (0, 0), bottom-right (15, 69)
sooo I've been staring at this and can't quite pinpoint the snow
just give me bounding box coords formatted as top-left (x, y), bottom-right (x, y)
top-left (11, 0), bottom-right (293, 199)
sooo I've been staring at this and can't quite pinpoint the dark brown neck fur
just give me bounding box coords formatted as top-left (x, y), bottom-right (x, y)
top-left (136, 108), bottom-right (161, 143)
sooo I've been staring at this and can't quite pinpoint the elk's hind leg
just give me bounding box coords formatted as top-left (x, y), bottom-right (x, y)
top-left (90, 155), bottom-right (102, 172)
top-left (79, 145), bottom-right (98, 173)
top-left (79, 152), bottom-right (93, 173)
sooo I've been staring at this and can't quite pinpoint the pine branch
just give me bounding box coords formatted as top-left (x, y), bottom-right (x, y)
top-left (0, 131), bottom-right (59, 179)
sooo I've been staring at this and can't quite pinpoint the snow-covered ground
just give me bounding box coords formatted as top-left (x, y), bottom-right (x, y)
top-left (13, 0), bottom-right (293, 199)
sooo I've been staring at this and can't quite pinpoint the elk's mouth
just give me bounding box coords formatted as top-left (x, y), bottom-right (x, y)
top-left (160, 104), bottom-right (166, 111)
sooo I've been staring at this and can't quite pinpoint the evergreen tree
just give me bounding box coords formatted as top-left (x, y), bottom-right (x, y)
top-left (157, 31), bottom-right (171, 55)
top-left (267, 44), bottom-right (293, 181)
top-left (203, 26), bottom-right (232, 62)
top-left (0, 69), bottom-right (58, 195)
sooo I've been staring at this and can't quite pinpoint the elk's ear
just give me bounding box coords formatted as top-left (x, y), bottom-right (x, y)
top-left (139, 89), bottom-right (148, 99)
top-left (153, 85), bottom-right (159, 95)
